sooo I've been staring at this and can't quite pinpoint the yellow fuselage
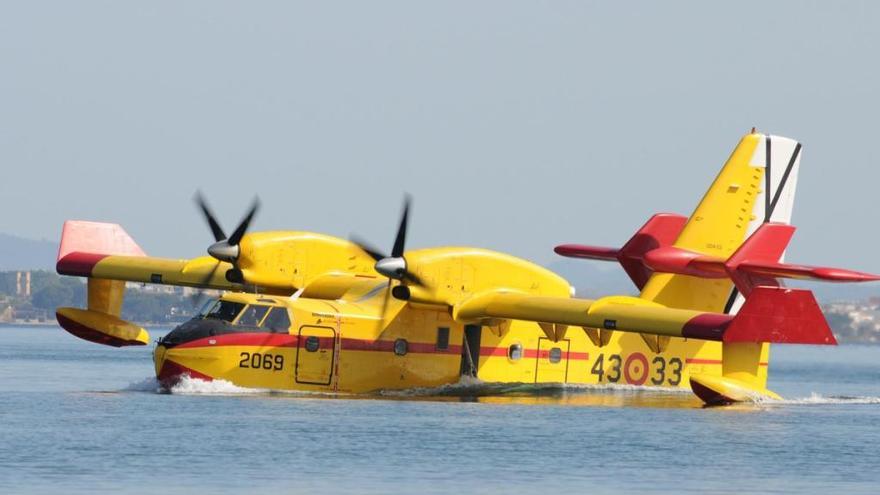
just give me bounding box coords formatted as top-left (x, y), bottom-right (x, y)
top-left (154, 287), bottom-right (753, 394)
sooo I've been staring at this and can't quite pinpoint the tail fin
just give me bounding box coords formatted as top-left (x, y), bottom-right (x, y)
top-left (640, 132), bottom-right (803, 314)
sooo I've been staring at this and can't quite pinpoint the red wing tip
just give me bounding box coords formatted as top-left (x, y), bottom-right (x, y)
top-left (56, 252), bottom-right (110, 277)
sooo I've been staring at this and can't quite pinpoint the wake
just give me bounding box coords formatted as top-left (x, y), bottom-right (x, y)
top-left (760, 392), bottom-right (880, 406)
top-left (122, 377), bottom-right (880, 406)
top-left (124, 376), bottom-right (265, 395)
top-left (124, 376), bottom-right (314, 397)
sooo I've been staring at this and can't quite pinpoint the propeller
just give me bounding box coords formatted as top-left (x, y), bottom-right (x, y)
top-left (350, 195), bottom-right (428, 323)
top-left (195, 192), bottom-right (260, 285)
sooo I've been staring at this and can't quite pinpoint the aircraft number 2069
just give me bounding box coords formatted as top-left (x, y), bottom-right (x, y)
top-left (239, 352), bottom-right (284, 371)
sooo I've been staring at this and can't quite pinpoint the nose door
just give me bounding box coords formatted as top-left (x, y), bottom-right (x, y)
top-left (295, 325), bottom-right (336, 385)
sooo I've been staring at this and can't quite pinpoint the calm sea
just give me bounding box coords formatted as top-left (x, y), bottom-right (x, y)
top-left (1, 325), bottom-right (879, 494)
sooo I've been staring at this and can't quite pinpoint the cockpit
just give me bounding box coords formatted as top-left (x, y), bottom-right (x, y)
top-left (197, 299), bottom-right (291, 332)
top-left (158, 297), bottom-right (292, 348)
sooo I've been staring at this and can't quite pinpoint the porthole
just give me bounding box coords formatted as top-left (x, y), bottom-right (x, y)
top-left (394, 338), bottom-right (408, 356)
top-left (305, 336), bottom-right (320, 352)
top-left (508, 343), bottom-right (523, 361)
top-left (549, 347), bottom-right (562, 363)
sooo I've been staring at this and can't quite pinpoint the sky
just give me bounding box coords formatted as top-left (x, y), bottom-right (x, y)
top-left (1, 1), bottom-right (879, 270)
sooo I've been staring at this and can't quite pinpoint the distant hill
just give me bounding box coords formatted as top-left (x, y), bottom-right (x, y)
top-left (0, 233), bottom-right (58, 271)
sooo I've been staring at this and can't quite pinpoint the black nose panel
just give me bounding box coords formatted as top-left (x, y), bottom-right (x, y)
top-left (159, 319), bottom-right (257, 348)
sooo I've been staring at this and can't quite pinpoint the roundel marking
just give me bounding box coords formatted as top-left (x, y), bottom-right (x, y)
top-left (624, 352), bottom-right (649, 385)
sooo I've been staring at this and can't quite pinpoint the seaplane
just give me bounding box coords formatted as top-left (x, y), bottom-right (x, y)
top-left (55, 130), bottom-right (880, 405)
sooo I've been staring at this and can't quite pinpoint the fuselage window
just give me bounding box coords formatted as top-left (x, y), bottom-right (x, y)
top-left (508, 343), bottom-right (523, 361)
top-left (203, 301), bottom-right (245, 322)
top-left (549, 347), bottom-right (563, 363)
top-left (436, 327), bottom-right (450, 351)
top-left (261, 308), bottom-right (292, 333)
top-left (238, 305), bottom-right (270, 326)
top-left (305, 336), bottom-right (320, 352)
top-left (394, 339), bottom-right (408, 356)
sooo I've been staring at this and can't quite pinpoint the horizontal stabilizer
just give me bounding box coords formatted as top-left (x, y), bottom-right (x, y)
top-left (558, 220), bottom-right (880, 295)
top-left (555, 213), bottom-right (687, 289)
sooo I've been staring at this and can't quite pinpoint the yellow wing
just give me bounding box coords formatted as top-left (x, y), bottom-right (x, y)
top-left (56, 220), bottom-right (243, 291)
top-left (56, 220), bottom-right (379, 295)
top-left (451, 287), bottom-right (834, 345)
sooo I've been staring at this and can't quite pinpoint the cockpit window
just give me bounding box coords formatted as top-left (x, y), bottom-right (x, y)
top-left (203, 300), bottom-right (245, 322)
top-left (238, 305), bottom-right (270, 326)
top-left (260, 307), bottom-right (291, 333)
top-left (196, 299), bottom-right (216, 318)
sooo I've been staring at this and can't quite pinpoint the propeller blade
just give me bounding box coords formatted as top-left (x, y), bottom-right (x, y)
top-left (401, 268), bottom-right (426, 288)
top-left (377, 283), bottom-right (392, 330)
top-left (228, 197), bottom-right (260, 246)
top-left (350, 235), bottom-right (387, 262)
top-left (189, 260), bottom-right (222, 308)
top-left (195, 192), bottom-right (227, 242)
top-left (391, 195), bottom-right (410, 258)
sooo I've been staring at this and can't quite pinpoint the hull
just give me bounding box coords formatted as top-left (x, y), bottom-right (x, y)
top-left (155, 314), bottom-right (764, 394)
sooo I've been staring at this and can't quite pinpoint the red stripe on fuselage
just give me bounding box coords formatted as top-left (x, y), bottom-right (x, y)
top-left (481, 347), bottom-right (590, 361)
top-left (171, 332), bottom-right (626, 364)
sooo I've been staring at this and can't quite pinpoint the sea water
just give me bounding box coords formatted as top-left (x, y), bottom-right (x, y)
top-left (1, 325), bottom-right (879, 494)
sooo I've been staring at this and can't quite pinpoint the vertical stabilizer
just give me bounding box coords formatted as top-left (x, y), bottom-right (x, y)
top-left (640, 132), bottom-right (802, 314)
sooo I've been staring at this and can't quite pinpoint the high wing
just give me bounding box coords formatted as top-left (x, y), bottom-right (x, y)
top-left (53, 220), bottom-right (380, 347)
top-left (451, 285), bottom-right (836, 345)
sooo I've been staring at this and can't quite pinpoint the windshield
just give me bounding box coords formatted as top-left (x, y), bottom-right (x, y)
top-left (203, 300), bottom-right (246, 322)
top-left (195, 298), bottom-right (216, 318)
top-left (238, 305), bottom-right (270, 326)
top-left (260, 307), bottom-right (291, 333)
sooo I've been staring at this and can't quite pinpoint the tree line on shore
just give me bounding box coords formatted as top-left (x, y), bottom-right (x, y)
top-left (0, 271), bottom-right (195, 324)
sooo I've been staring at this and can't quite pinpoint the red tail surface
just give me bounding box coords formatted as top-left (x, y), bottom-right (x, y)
top-left (554, 213), bottom-right (687, 289)
top-left (723, 286), bottom-right (836, 345)
top-left (556, 218), bottom-right (880, 294)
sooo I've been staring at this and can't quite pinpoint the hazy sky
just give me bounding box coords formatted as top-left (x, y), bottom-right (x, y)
top-left (2, 1), bottom-right (879, 270)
